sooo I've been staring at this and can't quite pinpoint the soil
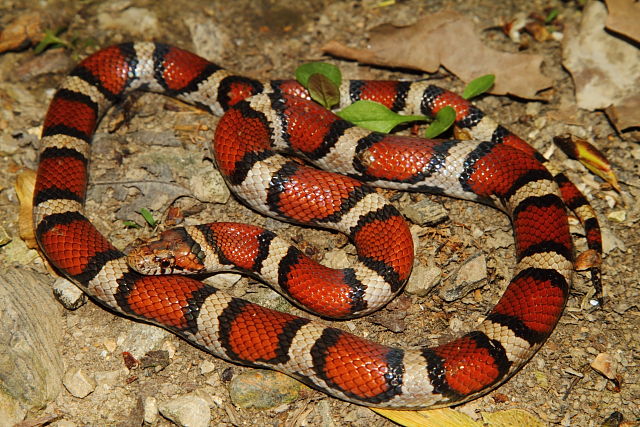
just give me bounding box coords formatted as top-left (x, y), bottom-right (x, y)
top-left (0, 0), bottom-right (638, 426)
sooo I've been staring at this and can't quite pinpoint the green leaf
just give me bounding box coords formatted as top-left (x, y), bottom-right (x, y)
top-left (462, 74), bottom-right (495, 100)
top-left (139, 208), bottom-right (158, 227)
top-left (545, 8), bottom-right (559, 24)
top-left (295, 62), bottom-right (342, 88)
top-left (307, 73), bottom-right (340, 109)
top-left (34, 28), bottom-right (69, 54)
top-left (123, 220), bottom-right (141, 229)
top-left (424, 106), bottom-right (456, 138)
top-left (337, 100), bottom-right (427, 133)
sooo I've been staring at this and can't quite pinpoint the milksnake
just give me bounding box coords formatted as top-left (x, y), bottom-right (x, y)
top-left (34, 42), bottom-right (602, 408)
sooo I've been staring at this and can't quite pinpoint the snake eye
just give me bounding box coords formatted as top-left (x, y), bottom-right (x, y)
top-left (157, 257), bottom-right (175, 272)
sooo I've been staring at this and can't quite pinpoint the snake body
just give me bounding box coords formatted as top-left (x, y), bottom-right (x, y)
top-left (34, 42), bottom-right (601, 408)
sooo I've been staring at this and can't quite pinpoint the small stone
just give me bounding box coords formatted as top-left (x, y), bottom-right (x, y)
top-left (323, 248), bottom-right (350, 269)
top-left (0, 224), bottom-right (11, 245)
top-left (228, 370), bottom-right (307, 409)
top-left (144, 396), bottom-right (159, 424)
top-left (119, 322), bottom-right (173, 360)
top-left (93, 370), bottom-right (121, 387)
top-left (485, 229), bottom-right (513, 249)
top-left (606, 210), bottom-right (626, 223)
top-left (439, 253), bottom-right (487, 302)
top-left (199, 360), bottom-right (216, 375)
top-left (188, 168), bottom-right (230, 204)
top-left (52, 278), bottom-right (86, 310)
top-left (159, 395), bottom-right (211, 427)
top-left (405, 263), bottom-right (442, 296)
top-left (102, 338), bottom-right (117, 353)
top-left (63, 368), bottom-right (96, 398)
top-left (402, 198), bottom-right (448, 226)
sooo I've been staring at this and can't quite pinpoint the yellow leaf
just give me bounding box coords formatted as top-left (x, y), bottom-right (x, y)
top-left (372, 407), bottom-right (481, 427)
top-left (16, 169), bottom-right (37, 249)
top-left (481, 409), bottom-right (546, 427)
top-left (554, 135), bottom-right (620, 192)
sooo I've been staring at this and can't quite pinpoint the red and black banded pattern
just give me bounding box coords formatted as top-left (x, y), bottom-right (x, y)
top-left (34, 42), bottom-right (598, 408)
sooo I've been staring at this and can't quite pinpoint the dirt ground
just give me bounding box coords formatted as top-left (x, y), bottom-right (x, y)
top-left (0, 0), bottom-right (638, 426)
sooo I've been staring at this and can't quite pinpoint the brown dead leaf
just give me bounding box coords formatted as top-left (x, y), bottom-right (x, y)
top-left (0, 12), bottom-right (44, 53)
top-left (575, 249), bottom-right (601, 271)
top-left (16, 169), bottom-right (37, 249)
top-left (591, 352), bottom-right (617, 380)
top-left (605, 93), bottom-right (640, 133)
top-left (563, 1), bottom-right (640, 121)
top-left (605, 0), bottom-right (640, 42)
top-left (322, 10), bottom-right (552, 99)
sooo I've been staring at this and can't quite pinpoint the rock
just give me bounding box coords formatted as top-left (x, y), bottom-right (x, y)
top-left (118, 322), bottom-right (174, 360)
top-left (402, 198), bottom-right (448, 226)
top-left (186, 17), bottom-right (231, 65)
top-left (63, 368), bottom-right (96, 398)
top-left (188, 167), bottom-right (230, 204)
top-left (228, 370), bottom-right (307, 409)
top-left (97, 7), bottom-right (159, 38)
top-left (439, 253), bottom-right (488, 302)
top-left (199, 360), bottom-right (216, 376)
top-left (52, 277), bottom-right (86, 310)
top-left (93, 370), bottom-right (122, 387)
top-left (159, 395), bottom-right (211, 427)
top-left (405, 263), bottom-right (442, 296)
top-left (0, 268), bottom-right (64, 423)
top-left (144, 396), bottom-right (159, 424)
top-left (323, 248), bottom-right (350, 269)
top-left (485, 229), bottom-right (513, 249)
top-left (130, 130), bottom-right (182, 147)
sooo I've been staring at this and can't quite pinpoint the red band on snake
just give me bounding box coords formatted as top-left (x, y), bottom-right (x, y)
top-left (33, 42), bottom-right (601, 408)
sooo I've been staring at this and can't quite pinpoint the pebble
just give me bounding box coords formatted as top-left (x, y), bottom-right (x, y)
top-left (484, 229), bottom-right (513, 249)
top-left (323, 248), bottom-right (351, 269)
top-left (63, 367), bottom-right (96, 398)
top-left (228, 370), bottom-right (307, 409)
top-left (199, 360), bottom-right (216, 375)
top-left (158, 395), bottom-right (211, 427)
top-left (402, 198), bottom-right (448, 226)
top-left (97, 7), bottom-right (159, 37)
top-left (144, 396), bottom-right (159, 424)
top-left (93, 369), bottom-right (122, 387)
top-left (188, 167), bottom-right (230, 204)
top-left (52, 277), bottom-right (86, 310)
top-left (118, 322), bottom-right (174, 360)
top-left (438, 253), bottom-right (488, 302)
top-left (405, 263), bottom-right (442, 296)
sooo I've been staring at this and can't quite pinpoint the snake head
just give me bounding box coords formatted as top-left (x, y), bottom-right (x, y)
top-left (127, 228), bottom-right (205, 275)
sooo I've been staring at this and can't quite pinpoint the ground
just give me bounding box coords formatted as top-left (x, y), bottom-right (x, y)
top-left (0, 0), bottom-right (638, 426)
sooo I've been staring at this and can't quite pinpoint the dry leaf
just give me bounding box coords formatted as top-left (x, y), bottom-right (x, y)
top-left (322, 11), bottom-right (552, 99)
top-left (0, 12), bottom-right (44, 53)
top-left (553, 134), bottom-right (620, 191)
top-left (591, 353), bottom-right (617, 380)
top-left (605, 93), bottom-right (640, 133)
top-left (575, 249), bottom-right (601, 271)
top-left (562, 1), bottom-right (640, 121)
top-left (16, 169), bottom-right (37, 249)
top-left (481, 409), bottom-right (546, 427)
top-left (372, 407), bottom-right (480, 427)
top-left (605, 0), bottom-right (640, 42)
